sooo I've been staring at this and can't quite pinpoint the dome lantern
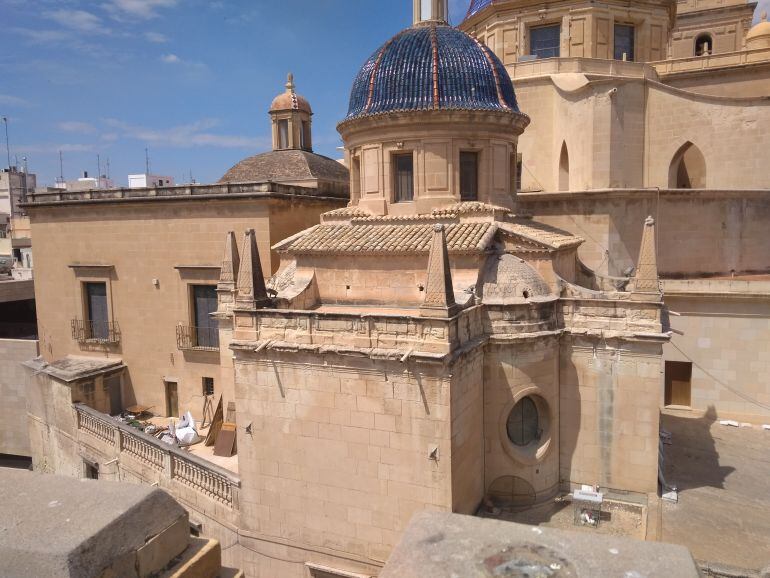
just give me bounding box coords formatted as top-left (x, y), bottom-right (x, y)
top-left (413, 0), bottom-right (449, 25)
top-left (269, 73), bottom-right (313, 152)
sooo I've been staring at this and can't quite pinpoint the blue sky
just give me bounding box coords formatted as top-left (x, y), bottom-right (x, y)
top-left (1, 0), bottom-right (470, 187)
top-left (2, 0), bottom-right (767, 187)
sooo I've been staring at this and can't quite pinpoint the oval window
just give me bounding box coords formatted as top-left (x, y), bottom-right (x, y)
top-left (506, 397), bottom-right (540, 446)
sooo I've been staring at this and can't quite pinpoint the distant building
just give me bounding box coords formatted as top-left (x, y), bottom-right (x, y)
top-left (0, 168), bottom-right (36, 218)
top-left (59, 172), bottom-right (115, 192)
top-left (128, 173), bottom-right (175, 188)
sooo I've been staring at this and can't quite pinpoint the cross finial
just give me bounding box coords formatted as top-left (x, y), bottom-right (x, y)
top-left (286, 72), bottom-right (295, 93)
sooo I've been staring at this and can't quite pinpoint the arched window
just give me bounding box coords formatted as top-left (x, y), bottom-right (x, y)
top-left (506, 397), bottom-right (540, 446)
top-left (558, 141), bottom-right (570, 192)
top-left (695, 33), bottom-right (713, 57)
top-left (669, 141), bottom-right (707, 189)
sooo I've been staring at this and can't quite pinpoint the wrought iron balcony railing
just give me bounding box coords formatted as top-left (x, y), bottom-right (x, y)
top-left (71, 319), bottom-right (121, 344)
top-left (176, 324), bottom-right (219, 351)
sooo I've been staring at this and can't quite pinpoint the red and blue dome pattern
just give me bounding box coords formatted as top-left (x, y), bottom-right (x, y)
top-left (344, 23), bottom-right (519, 121)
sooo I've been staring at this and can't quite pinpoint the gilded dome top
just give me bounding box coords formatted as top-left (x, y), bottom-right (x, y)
top-left (343, 22), bottom-right (519, 122)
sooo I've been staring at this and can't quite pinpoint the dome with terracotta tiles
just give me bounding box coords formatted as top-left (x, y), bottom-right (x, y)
top-left (343, 22), bottom-right (519, 121)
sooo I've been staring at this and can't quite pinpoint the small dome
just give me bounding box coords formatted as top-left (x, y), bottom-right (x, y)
top-left (480, 254), bottom-right (552, 304)
top-left (344, 22), bottom-right (519, 121)
top-left (270, 73), bottom-right (312, 114)
top-left (219, 150), bottom-right (347, 185)
top-left (748, 13), bottom-right (770, 46)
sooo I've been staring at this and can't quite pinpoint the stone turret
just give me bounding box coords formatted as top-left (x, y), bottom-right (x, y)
top-left (236, 229), bottom-right (270, 310)
top-left (420, 224), bottom-right (460, 318)
top-left (633, 216), bottom-right (660, 295)
top-left (216, 230), bottom-right (240, 315)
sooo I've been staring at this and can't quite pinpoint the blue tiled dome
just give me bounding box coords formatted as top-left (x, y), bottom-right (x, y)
top-left (344, 23), bottom-right (519, 121)
top-left (465, 0), bottom-right (495, 19)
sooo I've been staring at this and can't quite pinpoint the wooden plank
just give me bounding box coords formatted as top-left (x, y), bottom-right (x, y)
top-left (204, 395), bottom-right (224, 447)
top-left (213, 423), bottom-right (237, 457)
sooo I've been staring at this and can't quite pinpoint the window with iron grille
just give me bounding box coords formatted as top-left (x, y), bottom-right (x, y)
top-left (202, 377), bottom-right (215, 396)
top-left (85, 282), bottom-right (109, 341)
top-left (192, 285), bottom-right (218, 349)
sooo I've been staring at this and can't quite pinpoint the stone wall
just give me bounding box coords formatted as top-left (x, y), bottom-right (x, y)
top-left (0, 338), bottom-right (38, 456)
top-left (233, 351), bottom-right (458, 578)
top-left (664, 285), bottom-right (770, 421)
top-left (560, 336), bottom-right (662, 494)
top-left (27, 195), bottom-right (341, 423)
top-left (483, 337), bottom-right (561, 505)
top-left (518, 189), bottom-right (770, 277)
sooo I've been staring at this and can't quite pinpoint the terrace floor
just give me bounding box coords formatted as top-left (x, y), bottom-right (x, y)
top-left (661, 408), bottom-right (770, 572)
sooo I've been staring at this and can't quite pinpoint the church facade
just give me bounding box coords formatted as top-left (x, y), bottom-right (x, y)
top-left (19, 1), bottom-right (770, 577)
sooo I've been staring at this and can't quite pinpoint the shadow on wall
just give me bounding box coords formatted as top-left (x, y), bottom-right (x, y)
top-left (661, 406), bottom-right (734, 492)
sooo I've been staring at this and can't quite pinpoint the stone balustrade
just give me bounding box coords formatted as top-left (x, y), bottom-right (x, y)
top-left (76, 408), bottom-right (116, 446)
top-left (74, 404), bottom-right (240, 509)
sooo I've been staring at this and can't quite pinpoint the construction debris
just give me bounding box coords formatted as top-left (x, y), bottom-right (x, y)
top-left (719, 420), bottom-right (740, 427)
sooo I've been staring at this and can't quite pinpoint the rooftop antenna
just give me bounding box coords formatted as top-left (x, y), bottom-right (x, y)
top-left (2, 116), bottom-right (10, 170)
top-left (106, 157), bottom-right (111, 180)
top-left (189, 168), bottom-right (195, 184)
top-left (145, 147), bottom-right (151, 175)
top-left (97, 154), bottom-right (101, 181)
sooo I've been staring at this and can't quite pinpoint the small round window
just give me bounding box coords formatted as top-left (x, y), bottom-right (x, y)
top-left (506, 396), bottom-right (540, 446)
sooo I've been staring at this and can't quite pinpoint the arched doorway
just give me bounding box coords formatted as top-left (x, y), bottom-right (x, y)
top-left (669, 142), bottom-right (706, 189)
top-left (558, 141), bottom-right (570, 191)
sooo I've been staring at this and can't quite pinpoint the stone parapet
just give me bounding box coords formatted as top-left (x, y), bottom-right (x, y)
top-left (23, 181), bottom-right (346, 207)
top-left (508, 57), bottom-right (657, 81)
top-left (662, 278), bottom-right (770, 298)
top-left (231, 306), bottom-right (487, 362)
top-left (74, 404), bottom-right (241, 509)
top-left (380, 512), bottom-right (700, 578)
top-left (652, 47), bottom-right (770, 77)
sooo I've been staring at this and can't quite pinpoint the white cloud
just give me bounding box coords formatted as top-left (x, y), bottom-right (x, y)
top-left (57, 121), bottom-right (98, 134)
top-left (105, 0), bottom-right (178, 20)
top-left (15, 143), bottom-right (96, 154)
top-left (44, 9), bottom-right (108, 33)
top-left (0, 94), bottom-right (31, 108)
top-left (104, 117), bottom-right (267, 149)
top-left (12, 27), bottom-right (71, 44)
top-left (161, 53), bottom-right (181, 64)
top-left (144, 31), bottom-right (168, 43)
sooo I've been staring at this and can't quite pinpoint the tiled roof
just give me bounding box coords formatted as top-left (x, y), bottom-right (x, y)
top-left (344, 23), bottom-right (519, 121)
top-left (499, 220), bottom-right (583, 250)
top-left (276, 222), bottom-right (496, 254)
top-left (219, 150), bottom-right (348, 184)
top-left (321, 206), bottom-right (372, 220)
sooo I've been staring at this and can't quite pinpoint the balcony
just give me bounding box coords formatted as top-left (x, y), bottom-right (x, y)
top-left (74, 404), bottom-right (240, 508)
top-left (176, 324), bottom-right (219, 352)
top-left (71, 319), bottom-right (121, 344)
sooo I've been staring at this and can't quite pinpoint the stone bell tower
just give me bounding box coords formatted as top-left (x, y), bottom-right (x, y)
top-left (269, 73), bottom-right (313, 152)
top-left (413, 0), bottom-right (449, 24)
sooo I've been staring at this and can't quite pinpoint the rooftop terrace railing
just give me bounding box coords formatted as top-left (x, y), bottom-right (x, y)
top-left (74, 403), bottom-right (240, 508)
